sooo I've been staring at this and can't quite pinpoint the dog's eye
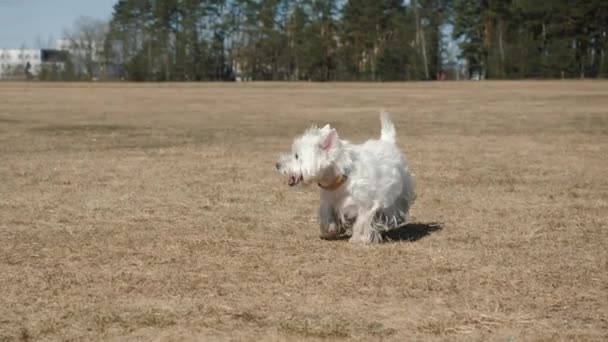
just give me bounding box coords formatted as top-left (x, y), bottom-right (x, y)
top-left (295, 153), bottom-right (299, 160)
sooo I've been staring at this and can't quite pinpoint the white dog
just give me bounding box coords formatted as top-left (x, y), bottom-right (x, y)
top-left (275, 111), bottom-right (416, 244)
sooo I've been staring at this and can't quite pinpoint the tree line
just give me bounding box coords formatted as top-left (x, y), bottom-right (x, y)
top-left (453, 0), bottom-right (608, 79)
top-left (47, 0), bottom-right (608, 81)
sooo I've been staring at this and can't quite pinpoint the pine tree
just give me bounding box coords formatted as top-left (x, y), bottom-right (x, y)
top-left (453, 0), bottom-right (485, 79)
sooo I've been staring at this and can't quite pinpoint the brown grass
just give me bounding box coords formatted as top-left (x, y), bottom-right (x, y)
top-left (0, 81), bottom-right (607, 341)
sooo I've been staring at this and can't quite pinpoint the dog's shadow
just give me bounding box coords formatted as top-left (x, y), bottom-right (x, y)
top-left (383, 222), bottom-right (443, 242)
top-left (333, 222), bottom-right (443, 242)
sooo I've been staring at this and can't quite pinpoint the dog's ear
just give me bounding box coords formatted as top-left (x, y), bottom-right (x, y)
top-left (321, 124), bottom-right (331, 132)
top-left (320, 128), bottom-right (338, 151)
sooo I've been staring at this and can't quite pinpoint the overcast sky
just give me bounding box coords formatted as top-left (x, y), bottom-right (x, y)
top-left (0, 0), bottom-right (116, 48)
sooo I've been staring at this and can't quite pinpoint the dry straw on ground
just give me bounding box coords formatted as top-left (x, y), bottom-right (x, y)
top-left (0, 81), bottom-right (607, 341)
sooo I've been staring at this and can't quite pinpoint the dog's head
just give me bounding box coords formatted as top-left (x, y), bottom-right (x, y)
top-left (275, 124), bottom-right (340, 187)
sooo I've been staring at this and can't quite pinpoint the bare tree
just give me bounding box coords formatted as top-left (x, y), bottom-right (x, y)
top-left (34, 35), bottom-right (55, 49)
top-left (63, 16), bottom-right (108, 80)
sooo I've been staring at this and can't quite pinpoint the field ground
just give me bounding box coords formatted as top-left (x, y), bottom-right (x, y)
top-left (0, 81), bottom-right (607, 341)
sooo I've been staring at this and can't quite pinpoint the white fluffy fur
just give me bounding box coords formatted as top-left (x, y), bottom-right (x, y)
top-left (276, 111), bottom-right (416, 244)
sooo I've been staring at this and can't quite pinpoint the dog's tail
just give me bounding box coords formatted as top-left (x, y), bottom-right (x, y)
top-left (380, 110), bottom-right (396, 143)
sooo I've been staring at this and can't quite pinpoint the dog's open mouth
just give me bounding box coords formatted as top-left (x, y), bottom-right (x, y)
top-left (288, 175), bottom-right (303, 186)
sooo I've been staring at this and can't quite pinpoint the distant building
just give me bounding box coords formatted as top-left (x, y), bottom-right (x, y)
top-left (55, 38), bottom-right (71, 52)
top-left (0, 48), bottom-right (68, 80)
top-left (55, 37), bottom-right (102, 60)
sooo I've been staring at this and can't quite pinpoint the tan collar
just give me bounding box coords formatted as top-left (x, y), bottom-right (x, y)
top-left (318, 174), bottom-right (348, 191)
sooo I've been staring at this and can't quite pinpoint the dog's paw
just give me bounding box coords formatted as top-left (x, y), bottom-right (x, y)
top-left (349, 233), bottom-right (380, 244)
top-left (320, 222), bottom-right (340, 240)
top-left (349, 235), bottom-right (367, 244)
top-left (320, 233), bottom-right (339, 240)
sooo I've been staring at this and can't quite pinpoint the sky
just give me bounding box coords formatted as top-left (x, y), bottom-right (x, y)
top-left (0, 0), bottom-right (117, 49)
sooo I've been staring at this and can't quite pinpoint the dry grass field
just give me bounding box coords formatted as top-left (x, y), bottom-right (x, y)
top-left (0, 81), bottom-right (607, 341)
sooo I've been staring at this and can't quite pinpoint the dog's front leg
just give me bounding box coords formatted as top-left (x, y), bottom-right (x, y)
top-left (350, 203), bottom-right (382, 244)
top-left (319, 193), bottom-right (339, 240)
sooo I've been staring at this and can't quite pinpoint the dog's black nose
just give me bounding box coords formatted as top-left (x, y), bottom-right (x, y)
top-left (275, 162), bottom-right (281, 170)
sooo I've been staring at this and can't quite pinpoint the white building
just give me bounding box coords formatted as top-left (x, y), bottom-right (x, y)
top-left (0, 48), bottom-right (67, 79)
top-left (56, 37), bottom-right (101, 57)
top-left (55, 38), bottom-right (71, 51)
top-left (0, 49), bottom-right (41, 79)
